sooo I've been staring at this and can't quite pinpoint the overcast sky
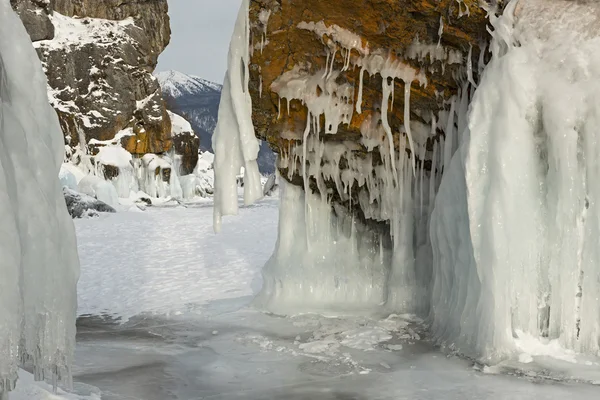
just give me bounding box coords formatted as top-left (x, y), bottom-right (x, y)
top-left (157, 0), bottom-right (242, 83)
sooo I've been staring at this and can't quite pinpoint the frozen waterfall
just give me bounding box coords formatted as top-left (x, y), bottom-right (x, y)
top-left (214, 0), bottom-right (600, 364)
top-left (0, 1), bottom-right (79, 397)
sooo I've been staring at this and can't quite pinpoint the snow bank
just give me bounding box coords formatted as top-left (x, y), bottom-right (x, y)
top-left (0, 1), bottom-right (79, 396)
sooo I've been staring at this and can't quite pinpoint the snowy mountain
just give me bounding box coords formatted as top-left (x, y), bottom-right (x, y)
top-left (158, 70), bottom-right (223, 98)
top-left (156, 70), bottom-right (276, 174)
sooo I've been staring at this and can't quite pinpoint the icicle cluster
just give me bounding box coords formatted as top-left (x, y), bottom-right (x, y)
top-left (0, 1), bottom-right (79, 396)
top-left (256, 18), bottom-right (466, 317)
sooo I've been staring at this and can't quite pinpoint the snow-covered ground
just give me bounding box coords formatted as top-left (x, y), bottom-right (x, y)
top-left (75, 197), bottom-right (277, 320)
top-left (14, 195), bottom-right (593, 399)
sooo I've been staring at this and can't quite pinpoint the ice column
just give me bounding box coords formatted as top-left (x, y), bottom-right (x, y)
top-left (212, 0), bottom-right (263, 233)
top-left (0, 1), bottom-right (79, 396)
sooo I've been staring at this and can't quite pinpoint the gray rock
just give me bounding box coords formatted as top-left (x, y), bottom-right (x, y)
top-left (63, 187), bottom-right (116, 218)
top-left (10, 0), bottom-right (54, 41)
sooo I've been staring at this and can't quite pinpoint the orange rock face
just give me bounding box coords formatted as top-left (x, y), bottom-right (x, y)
top-left (248, 0), bottom-right (491, 194)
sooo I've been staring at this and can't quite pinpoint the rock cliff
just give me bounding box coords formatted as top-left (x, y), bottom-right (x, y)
top-left (248, 0), bottom-right (492, 219)
top-left (10, 0), bottom-right (187, 160)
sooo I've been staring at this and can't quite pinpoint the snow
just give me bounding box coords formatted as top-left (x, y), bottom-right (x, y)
top-left (87, 128), bottom-right (134, 147)
top-left (94, 146), bottom-right (132, 169)
top-left (0, 1), bottom-right (79, 396)
top-left (167, 110), bottom-right (194, 136)
top-left (75, 197), bottom-right (279, 320)
top-left (34, 12), bottom-right (136, 51)
top-left (212, 0), bottom-right (263, 233)
top-left (10, 370), bottom-right (98, 400)
top-left (297, 20), bottom-right (370, 56)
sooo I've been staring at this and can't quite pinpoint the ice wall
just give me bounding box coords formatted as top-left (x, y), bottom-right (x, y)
top-left (0, 1), bottom-right (79, 396)
top-left (430, 0), bottom-right (600, 361)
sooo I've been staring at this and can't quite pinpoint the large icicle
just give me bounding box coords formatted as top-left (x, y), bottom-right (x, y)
top-left (0, 2), bottom-right (79, 396)
top-left (212, 0), bottom-right (263, 233)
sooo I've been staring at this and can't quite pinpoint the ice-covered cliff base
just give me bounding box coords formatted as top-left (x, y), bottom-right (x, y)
top-left (252, 0), bottom-right (600, 365)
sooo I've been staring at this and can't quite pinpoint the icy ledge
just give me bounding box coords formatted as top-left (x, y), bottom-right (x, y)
top-left (0, 1), bottom-right (79, 397)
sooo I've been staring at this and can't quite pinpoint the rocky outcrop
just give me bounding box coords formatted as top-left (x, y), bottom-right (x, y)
top-left (168, 110), bottom-right (200, 175)
top-left (11, 0), bottom-right (175, 157)
top-left (248, 0), bottom-right (491, 217)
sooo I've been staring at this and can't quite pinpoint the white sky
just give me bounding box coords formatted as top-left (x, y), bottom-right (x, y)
top-left (157, 0), bottom-right (242, 84)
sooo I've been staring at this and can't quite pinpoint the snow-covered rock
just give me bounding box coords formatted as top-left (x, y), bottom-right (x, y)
top-left (168, 110), bottom-right (200, 175)
top-left (63, 187), bottom-right (116, 218)
top-left (10, 0), bottom-right (173, 157)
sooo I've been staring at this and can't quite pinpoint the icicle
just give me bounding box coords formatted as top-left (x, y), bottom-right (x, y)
top-left (212, 0), bottom-right (262, 232)
top-left (0, 1), bottom-right (79, 393)
top-left (323, 50), bottom-right (331, 79)
top-left (278, 97), bottom-right (281, 119)
top-left (390, 78), bottom-right (395, 112)
top-left (428, 141), bottom-right (438, 213)
top-left (478, 41), bottom-right (487, 77)
top-left (357, 67), bottom-right (365, 114)
top-left (418, 144), bottom-right (426, 216)
top-left (442, 97), bottom-right (456, 170)
top-left (326, 47), bottom-right (337, 80)
top-left (403, 81), bottom-right (417, 176)
top-left (437, 16), bottom-right (444, 47)
top-left (467, 44), bottom-right (477, 88)
top-left (380, 79), bottom-right (397, 180)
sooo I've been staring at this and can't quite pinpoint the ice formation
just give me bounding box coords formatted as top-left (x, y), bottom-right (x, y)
top-left (430, 0), bottom-right (600, 361)
top-left (216, 0), bottom-right (600, 364)
top-left (0, 1), bottom-right (79, 397)
top-left (212, 0), bottom-right (263, 233)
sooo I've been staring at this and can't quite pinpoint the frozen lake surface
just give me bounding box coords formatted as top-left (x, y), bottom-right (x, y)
top-left (15, 196), bottom-right (600, 399)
